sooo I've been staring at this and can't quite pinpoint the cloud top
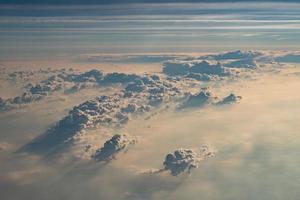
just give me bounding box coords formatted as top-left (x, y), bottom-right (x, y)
top-left (92, 134), bottom-right (136, 162)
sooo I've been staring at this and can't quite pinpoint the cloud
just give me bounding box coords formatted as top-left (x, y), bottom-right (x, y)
top-left (203, 50), bottom-right (263, 60)
top-left (92, 134), bottom-right (136, 162)
top-left (275, 53), bottom-right (300, 63)
top-left (163, 148), bottom-right (199, 176)
top-left (0, 142), bottom-right (12, 152)
top-left (18, 73), bottom-right (187, 155)
top-left (0, 92), bottom-right (45, 112)
top-left (162, 61), bottom-right (190, 76)
top-left (3, 50), bottom-right (300, 200)
top-left (77, 54), bottom-right (182, 64)
top-left (216, 93), bottom-right (242, 105)
top-left (178, 89), bottom-right (242, 109)
top-left (125, 79), bottom-right (147, 93)
top-left (17, 67), bottom-right (244, 156)
top-left (162, 50), bottom-right (275, 79)
top-left (140, 145), bottom-right (216, 177)
top-left (224, 58), bottom-right (258, 69)
top-left (102, 73), bottom-right (140, 84)
top-left (186, 73), bottom-right (216, 81)
top-left (0, 51), bottom-right (263, 114)
top-left (163, 60), bottom-right (229, 78)
top-left (0, 70), bottom-right (145, 112)
top-left (190, 61), bottom-right (228, 75)
top-left (178, 90), bottom-right (214, 110)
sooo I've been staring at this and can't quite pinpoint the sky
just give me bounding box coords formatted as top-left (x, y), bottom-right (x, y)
top-left (0, 1), bottom-right (300, 62)
top-left (1, 0), bottom-right (300, 4)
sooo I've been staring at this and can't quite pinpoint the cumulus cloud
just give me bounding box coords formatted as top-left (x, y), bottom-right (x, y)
top-left (0, 69), bottom-right (146, 112)
top-left (1, 49), bottom-right (280, 112)
top-left (163, 61), bottom-right (190, 76)
top-left (186, 73), bottom-right (217, 81)
top-left (216, 93), bottom-right (242, 105)
top-left (0, 92), bottom-right (45, 112)
top-left (143, 145), bottom-right (216, 176)
top-left (19, 74), bottom-right (187, 155)
top-left (18, 69), bottom-right (242, 156)
top-left (0, 69), bottom-right (98, 111)
top-left (125, 79), bottom-right (147, 93)
top-left (189, 61), bottom-right (228, 75)
top-left (203, 50), bottom-right (263, 60)
top-left (0, 69), bottom-right (73, 111)
top-left (163, 60), bottom-right (229, 78)
top-left (163, 148), bottom-right (199, 176)
top-left (178, 89), bottom-right (242, 110)
top-left (102, 72), bottom-right (140, 84)
top-left (162, 50), bottom-right (274, 78)
top-left (178, 90), bottom-right (214, 110)
top-left (275, 53), bottom-right (300, 63)
top-left (224, 58), bottom-right (258, 69)
top-left (92, 134), bottom-right (136, 162)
